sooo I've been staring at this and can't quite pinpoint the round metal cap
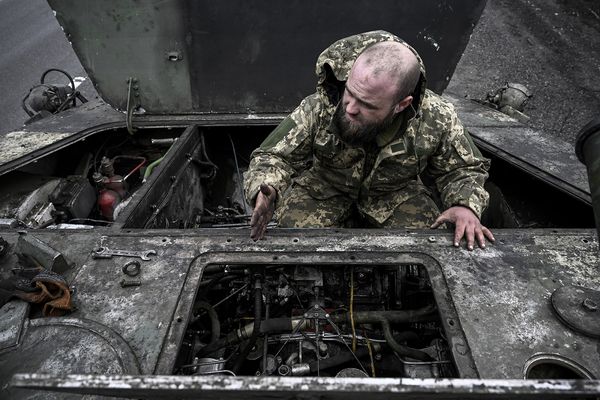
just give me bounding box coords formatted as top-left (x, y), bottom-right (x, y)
top-left (551, 285), bottom-right (600, 339)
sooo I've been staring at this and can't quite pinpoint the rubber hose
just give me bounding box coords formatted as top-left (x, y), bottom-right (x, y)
top-left (231, 278), bottom-right (262, 373)
top-left (192, 301), bottom-right (221, 344)
top-left (143, 156), bottom-right (164, 181)
top-left (381, 320), bottom-right (432, 361)
top-left (202, 265), bottom-right (248, 274)
top-left (259, 318), bottom-right (294, 334)
top-left (332, 305), bottom-right (437, 325)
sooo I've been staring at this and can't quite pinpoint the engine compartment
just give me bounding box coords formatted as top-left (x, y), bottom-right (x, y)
top-left (175, 263), bottom-right (455, 378)
top-left (0, 126), bottom-right (262, 230)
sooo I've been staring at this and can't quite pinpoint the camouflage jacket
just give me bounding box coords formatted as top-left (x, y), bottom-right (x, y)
top-left (244, 31), bottom-right (490, 223)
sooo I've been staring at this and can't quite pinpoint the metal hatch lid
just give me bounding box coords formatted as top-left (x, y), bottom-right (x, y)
top-left (47, 0), bottom-right (487, 116)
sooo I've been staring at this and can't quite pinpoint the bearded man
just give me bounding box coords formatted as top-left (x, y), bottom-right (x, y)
top-left (244, 31), bottom-right (494, 250)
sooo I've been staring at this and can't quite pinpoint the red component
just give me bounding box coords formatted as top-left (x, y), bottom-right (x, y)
top-left (104, 175), bottom-right (127, 198)
top-left (97, 189), bottom-right (121, 221)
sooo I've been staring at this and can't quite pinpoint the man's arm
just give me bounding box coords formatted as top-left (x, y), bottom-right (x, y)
top-left (244, 94), bottom-right (323, 240)
top-left (427, 99), bottom-right (494, 249)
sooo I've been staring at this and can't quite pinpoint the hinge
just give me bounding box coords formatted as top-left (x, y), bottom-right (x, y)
top-left (126, 77), bottom-right (140, 135)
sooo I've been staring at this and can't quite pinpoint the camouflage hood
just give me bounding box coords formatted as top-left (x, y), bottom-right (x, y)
top-left (315, 30), bottom-right (427, 115)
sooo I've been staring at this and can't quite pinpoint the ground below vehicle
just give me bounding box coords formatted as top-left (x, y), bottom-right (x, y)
top-left (1, 0), bottom-right (599, 398)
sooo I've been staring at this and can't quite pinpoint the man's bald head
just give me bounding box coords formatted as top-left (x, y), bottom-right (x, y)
top-left (353, 41), bottom-right (420, 101)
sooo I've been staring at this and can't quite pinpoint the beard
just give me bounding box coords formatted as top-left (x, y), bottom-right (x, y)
top-left (333, 104), bottom-right (397, 146)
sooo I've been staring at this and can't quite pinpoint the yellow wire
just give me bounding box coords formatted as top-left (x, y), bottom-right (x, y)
top-left (363, 329), bottom-right (376, 377)
top-left (350, 268), bottom-right (357, 352)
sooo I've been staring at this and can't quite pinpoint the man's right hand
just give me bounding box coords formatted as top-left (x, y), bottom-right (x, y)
top-left (250, 183), bottom-right (276, 241)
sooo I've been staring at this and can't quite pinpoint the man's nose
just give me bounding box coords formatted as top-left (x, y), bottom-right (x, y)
top-left (345, 99), bottom-right (359, 116)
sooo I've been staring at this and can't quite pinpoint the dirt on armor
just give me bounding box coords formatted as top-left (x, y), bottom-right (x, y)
top-left (448, 0), bottom-right (600, 145)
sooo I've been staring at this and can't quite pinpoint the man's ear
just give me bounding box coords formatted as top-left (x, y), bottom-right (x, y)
top-left (394, 95), bottom-right (413, 113)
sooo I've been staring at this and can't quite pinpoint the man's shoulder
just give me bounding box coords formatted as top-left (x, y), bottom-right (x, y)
top-left (419, 90), bottom-right (457, 120)
top-left (293, 92), bottom-right (335, 123)
top-left (409, 90), bottom-right (461, 142)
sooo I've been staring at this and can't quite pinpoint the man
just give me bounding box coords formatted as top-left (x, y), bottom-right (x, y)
top-left (244, 31), bottom-right (494, 250)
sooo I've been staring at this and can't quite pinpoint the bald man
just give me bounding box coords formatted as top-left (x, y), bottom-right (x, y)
top-left (244, 31), bottom-right (494, 250)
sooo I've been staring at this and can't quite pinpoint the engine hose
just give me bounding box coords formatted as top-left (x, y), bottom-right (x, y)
top-left (198, 304), bottom-right (434, 358)
top-left (331, 306), bottom-right (435, 361)
top-left (259, 318), bottom-right (296, 334)
top-left (142, 156), bottom-right (164, 182)
top-left (332, 304), bottom-right (438, 325)
top-left (191, 301), bottom-right (220, 344)
top-left (202, 265), bottom-right (248, 275)
top-left (195, 317), bottom-right (300, 357)
top-left (381, 320), bottom-right (432, 361)
top-left (199, 272), bottom-right (225, 287)
top-left (198, 273), bottom-right (242, 289)
top-left (231, 277), bottom-right (263, 374)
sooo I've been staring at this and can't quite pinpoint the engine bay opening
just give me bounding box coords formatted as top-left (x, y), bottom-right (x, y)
top-left (174, 263), bottom-right (458, 379)
top-left (0, 121), bottom-right (594, 231)
top-left (119, 125), bottom-right (268, 229)
top-left (0, 126), bottom-right (187, 228)
top-left (481, 149), bottom-right (594, 229)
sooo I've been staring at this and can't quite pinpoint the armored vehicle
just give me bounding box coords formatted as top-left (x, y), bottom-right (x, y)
top-left (1, 0), bottom-right (599, 398)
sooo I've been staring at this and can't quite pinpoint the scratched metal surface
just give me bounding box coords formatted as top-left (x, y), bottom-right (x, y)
top-left (0, 228), bottom-right (598, 400)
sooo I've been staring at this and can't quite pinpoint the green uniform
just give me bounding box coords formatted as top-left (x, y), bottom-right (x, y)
top-left (244, 31), bottom-right (490, 228)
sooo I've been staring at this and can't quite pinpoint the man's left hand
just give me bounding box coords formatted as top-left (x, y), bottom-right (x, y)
top-left (431, 206), bottom-right (494, 250)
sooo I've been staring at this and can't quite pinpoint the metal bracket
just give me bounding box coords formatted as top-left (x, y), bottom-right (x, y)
top-left (126, 77), bottom-right (139, 135)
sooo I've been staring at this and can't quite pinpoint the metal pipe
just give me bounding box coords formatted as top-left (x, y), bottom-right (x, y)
top-left (576, 117), bottom-right (600, 244)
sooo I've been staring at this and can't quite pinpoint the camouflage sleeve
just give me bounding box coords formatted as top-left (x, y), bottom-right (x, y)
top-left (243, 93), bottom-right (323, 206)
top-left (427, 101), bottom-right (491, 219)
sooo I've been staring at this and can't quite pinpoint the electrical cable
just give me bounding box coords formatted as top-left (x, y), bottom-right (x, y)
top-left (350, 268), bottom-right (357, 352)
top-left (363, 329), bottom-right (376, 377)
top-left (228, 133), bottom-right (249, 215)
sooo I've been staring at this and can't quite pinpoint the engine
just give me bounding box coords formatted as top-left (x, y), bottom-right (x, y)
top-left (174, 264), bottom-right (456, 378)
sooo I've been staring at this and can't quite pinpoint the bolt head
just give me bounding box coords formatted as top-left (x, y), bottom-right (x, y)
top-left (582, 298), bottom-right (598, 311)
